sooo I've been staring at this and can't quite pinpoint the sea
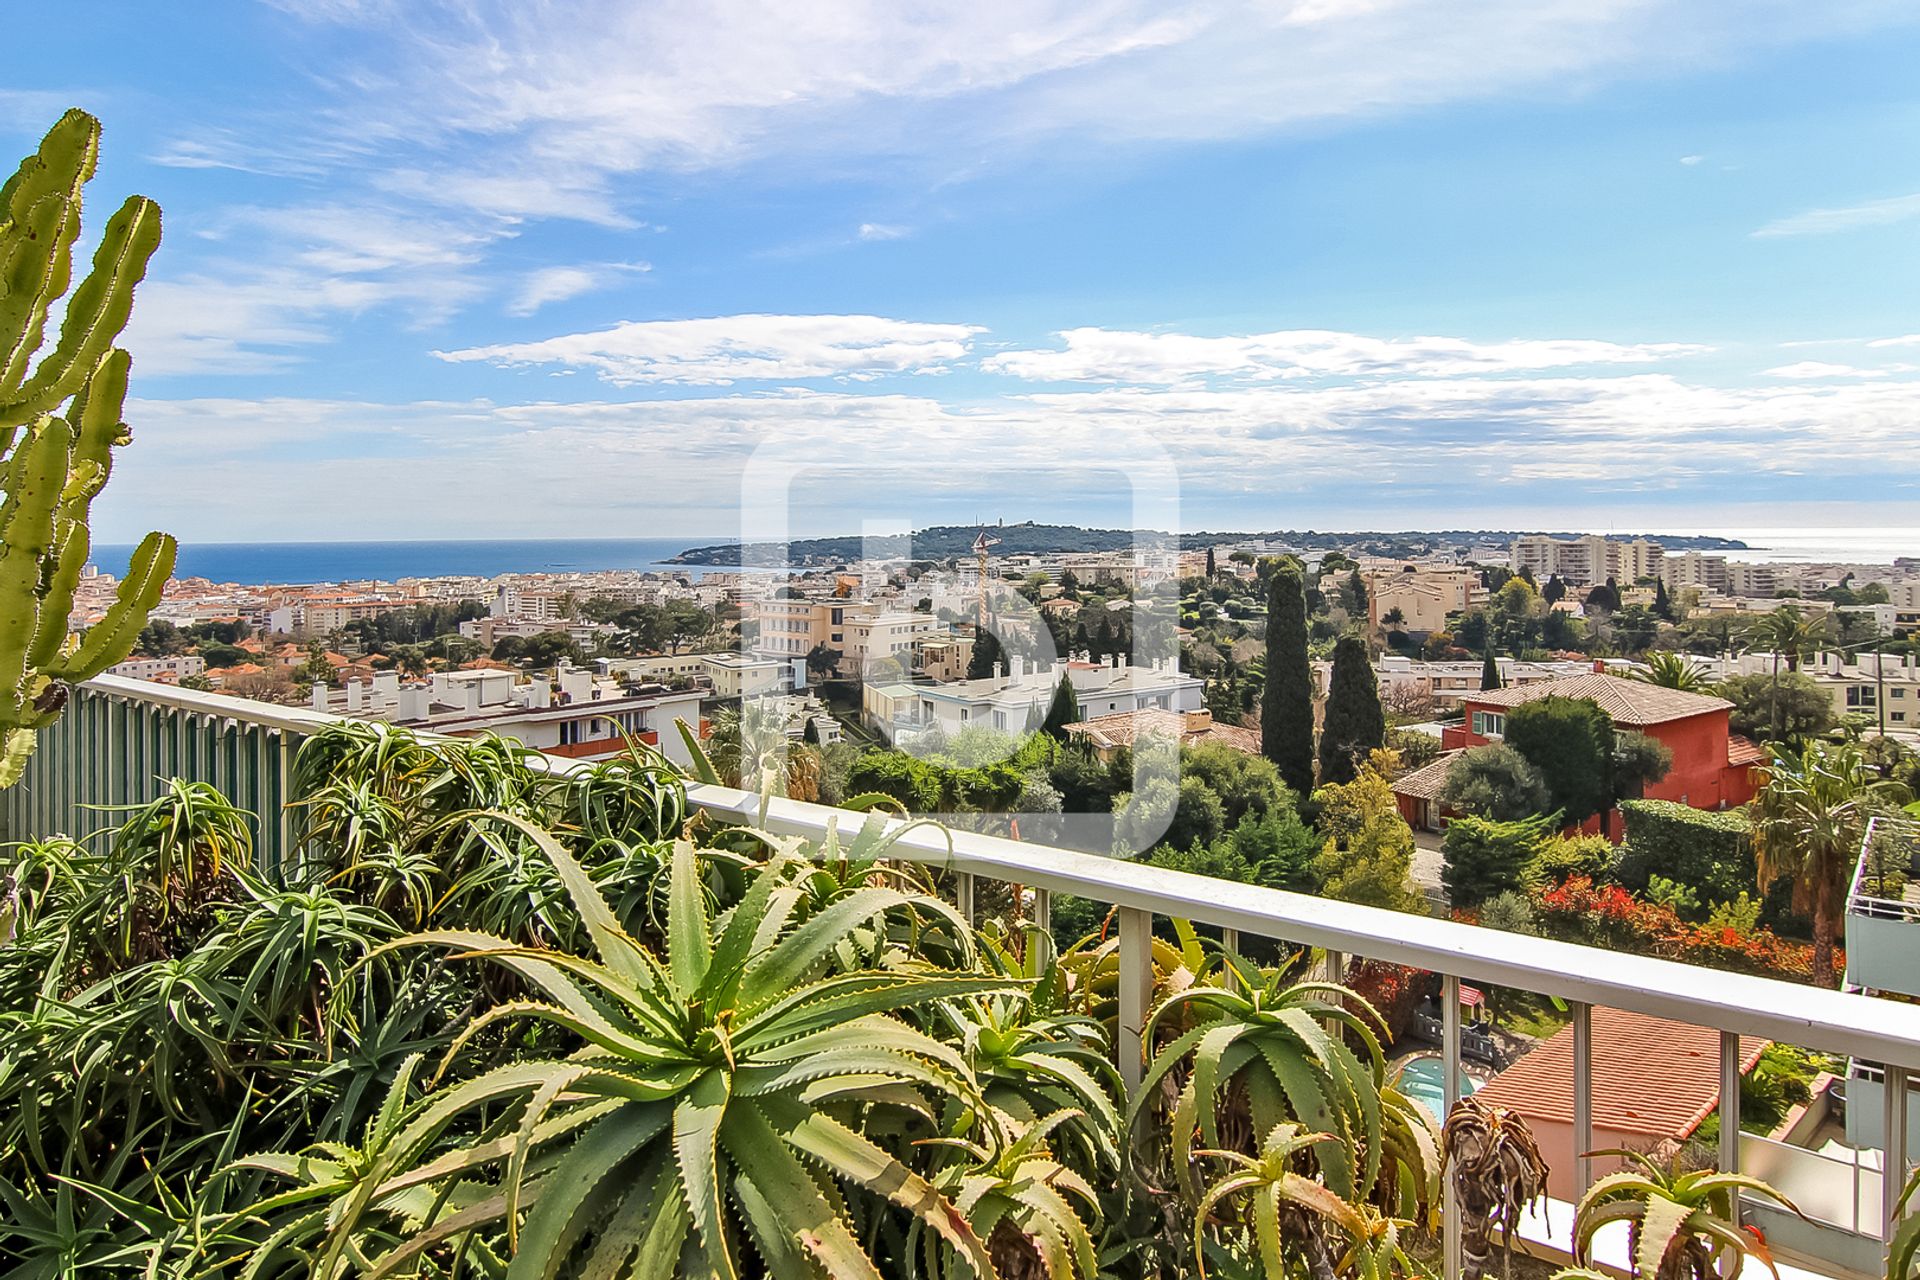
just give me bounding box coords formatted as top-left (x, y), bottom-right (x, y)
top-left (85, 538), bottom-right (743, 586)
top-left (84, 528), bottom-right (1920, 587)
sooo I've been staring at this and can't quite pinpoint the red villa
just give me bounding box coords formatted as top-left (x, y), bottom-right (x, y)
top-left (1393, 671), bottom-right (1766, 837)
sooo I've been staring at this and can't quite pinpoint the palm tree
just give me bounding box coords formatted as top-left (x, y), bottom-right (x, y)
top-left (1752, 739), bottom-right (1911, 986)
top-left (1630, 650), bottom-right (1708, 692)
top-left (1744, 605), bottom-right (1830, 740)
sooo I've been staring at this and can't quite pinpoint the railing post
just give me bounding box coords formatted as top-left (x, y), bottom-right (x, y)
top-left (1029, 887), bottom-right (1051, 937)
top-left (1323, 948), bottom-right (1345, 985)
top-left (1719, 1031), bottom-right (1741, 1179)
top-left (1118, 906), bottom-right (1152, 1093)
top-left (1443, 974), bottom-right (1463, 1280)
top-left (1887, 1064), bottom-right (1910, 1241)
top-left (1220, 927), bottom-right (1240, 992)
top-left (954, 871), bottom-right (975, 925)
top-left (1573, 1001), bottom-right (1594, 1195)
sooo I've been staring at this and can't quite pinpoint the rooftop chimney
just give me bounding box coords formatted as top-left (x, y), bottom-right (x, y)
top-left (310, 681), bottom-right (328, 711)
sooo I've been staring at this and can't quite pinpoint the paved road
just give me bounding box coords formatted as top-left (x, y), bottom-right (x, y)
top-left (1410, 829), bottom-right (1445, 893)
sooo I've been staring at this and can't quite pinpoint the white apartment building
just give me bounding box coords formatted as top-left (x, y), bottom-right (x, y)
top-left (459, 616), bottom-right (616, 649)
top-left (841, 611), bottom-right (936, 674)
top-left (862, 654), bottom-right (1201, 742)
top-left (1312, 655), bottom-right (1619, 715)
top-left (312, 664), bottom-right (704, 765)
top-left (1509, 535), bottom-right (1663, 587)
top-left (109, 655), bottom-right (207, 682)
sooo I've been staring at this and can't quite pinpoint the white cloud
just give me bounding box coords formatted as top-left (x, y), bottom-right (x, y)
top-left (858, 223), bottom-right (909, 241)
top-left (1753, 191), bottom-right (1920, 238)
top-left (1868, 334), bottom-right (1920, 349)
top-left (509, 263), bottom-right (652, 315)
top-left (1679, 154), bottom-right (1704, 165)
top-left (983, 327), bottom-right (1711, 384)
top-left (101, 367), bottom-right (1920, 541)
top-left (237, 0), bottom-right (1914, 222)
top-left (434, 314), bottom-right (984, 385)
top-left (1764, 360), bottom-right (1888, 379)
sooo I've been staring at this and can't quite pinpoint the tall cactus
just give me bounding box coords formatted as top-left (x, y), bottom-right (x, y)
top-left (0, 110), bottom-right (170, 788)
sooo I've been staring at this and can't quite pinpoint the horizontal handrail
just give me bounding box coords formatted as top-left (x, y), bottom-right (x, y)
top-left (62, 675), bottom-right (1920, 1073)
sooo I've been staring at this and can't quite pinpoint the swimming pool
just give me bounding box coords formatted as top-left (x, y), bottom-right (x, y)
top-left (1395, 1055), bottom-right (1481, 1119)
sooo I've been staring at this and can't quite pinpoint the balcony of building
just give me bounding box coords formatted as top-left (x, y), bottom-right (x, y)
top-left (9, 674), bottom-right (1920, 1280)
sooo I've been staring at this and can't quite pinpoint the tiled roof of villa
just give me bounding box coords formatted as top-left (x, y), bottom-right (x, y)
top-left (1474, 1007), bottom-right (1765, 1141)
top-left (1390, 750), bottom-right (1460, 801)
top-left (1466, 673), bottom-right (1732, 726)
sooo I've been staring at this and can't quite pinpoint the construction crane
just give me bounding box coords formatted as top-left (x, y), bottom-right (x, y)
top-left (971, 529), bottom-right (1001, 632)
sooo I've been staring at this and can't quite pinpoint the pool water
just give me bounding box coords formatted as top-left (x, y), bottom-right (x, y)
top-left (1395, 1056), bottom-right (1481, 1119)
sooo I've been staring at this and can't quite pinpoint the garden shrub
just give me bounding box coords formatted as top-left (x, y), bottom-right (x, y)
top-left (1616, 799), bottom-right (1756, 907)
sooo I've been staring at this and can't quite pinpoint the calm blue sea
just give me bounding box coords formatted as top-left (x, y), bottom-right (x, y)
top-left (87, 538), bottom-right (739, 586)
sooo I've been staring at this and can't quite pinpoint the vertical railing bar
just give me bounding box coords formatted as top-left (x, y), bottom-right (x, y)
top-left (1220, 927), bottom-right (1241, 993)
top-left (1886, 1064), bottom-right (1910, 1241)
top-left (954, 871), bottom-right (975, 925)
top-left (1029, 886), bottom-right (1050, 938)
top-left (278, 732), bottom-right (296, 877)
top-left (1442, 974), bottom-right (1463, 1280)
top-left (1719, 1030), bottom-right (1741, 1182)
top-left (1573, 1002), bottom-right (1594, 1195)
top-left (1117, 906), bottom-right (1152, 1094)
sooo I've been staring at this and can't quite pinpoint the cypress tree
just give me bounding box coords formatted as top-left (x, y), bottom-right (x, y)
top-left (1318, 633), bottom-right (1386, 786)
top-left (1260, 562), bottom-right (1315, 797)
top-left (1205, 547), bottom-right (1217, 577)
top-left (1481, 645), bottom-right (1502, 691)
top-left (1041, 673), bottom-right (1080, 739)
top-left (1653, 577), bottom-right (1674, 621)
top-left (967, 628), bottom-right (1003, 680)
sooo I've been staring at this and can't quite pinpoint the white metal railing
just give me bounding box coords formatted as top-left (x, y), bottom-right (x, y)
top-left (1852, 815), bottom-right (1920, 921)
top-left (8, 675), bottom-right (1920, 1276)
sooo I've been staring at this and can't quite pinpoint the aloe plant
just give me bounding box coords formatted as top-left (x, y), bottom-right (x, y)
top-left (284, 821), bottom-right (1026, 1278)
top-left (1132, 964), bottom-right (1395, 1208)
top-left (0, 110), bottom-right (171, 788)
top-left (1569, 1149), bottom-right (1795, 1280)
top-left (1890, 1163), bottom-right (1920, 1280)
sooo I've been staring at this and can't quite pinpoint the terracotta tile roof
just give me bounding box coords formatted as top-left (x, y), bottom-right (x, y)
top-left (1727, 735), bottom-right (1769, 767)
top-left (1063, 708), bottom-right (1259, 754)
top-left (1390, 750), bottom-right (1460, 802)
top-left (1466, 673), bottom-right (1731, 726)
top-left (1474, 1007), bottom-right (1765, 1141)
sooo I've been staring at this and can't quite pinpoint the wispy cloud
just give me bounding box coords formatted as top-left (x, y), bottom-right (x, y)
top-left (1678, 154), bottom-right (1704, 166)
top-left (1753, 191), bottom-right (1920, 238)
top-left (240, 0), bottom-right (1914, 223)
top-left (1765, 360), bottom-right (1890, 379)
top-left (983, 327), bottom-right (1711, 384)
top-left (1868, 334), bottom-right (1920, 349)
top-left (857, 223), bottom-right (909, 241)
top-left (106, 370), bottom-right (1920, 541)
top-left (434, 314), bottom-right (984, 385)
top-left (509, 263), bottom-right (652, 316)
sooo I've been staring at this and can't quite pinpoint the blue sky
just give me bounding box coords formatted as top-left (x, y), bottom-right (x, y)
top-left (14, 0), bottom-right (1920, 544)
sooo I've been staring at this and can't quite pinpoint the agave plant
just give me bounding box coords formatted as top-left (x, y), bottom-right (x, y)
top-left (289, 820), bottom-right (1030, 1278)
top-left (1441, 1095), bottom-right (1547, 1280)
top-left (1570, 1149), bottom-right (1795, 1280)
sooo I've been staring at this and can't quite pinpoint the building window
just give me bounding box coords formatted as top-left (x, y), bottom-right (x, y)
top-left (1472, 710), bottom-right (1506, 738)
top-left (1847, 686), bottom-right (1877, 709)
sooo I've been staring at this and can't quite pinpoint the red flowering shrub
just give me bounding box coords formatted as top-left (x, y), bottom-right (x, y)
top-left (1530, 876), bottom-right (1830, 983)
top-left (1344, 958), bottom-right (1429, 1045)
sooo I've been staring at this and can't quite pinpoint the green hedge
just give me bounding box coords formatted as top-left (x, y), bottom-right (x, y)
top-left (1616, 799), bottom-right (1755, 909)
